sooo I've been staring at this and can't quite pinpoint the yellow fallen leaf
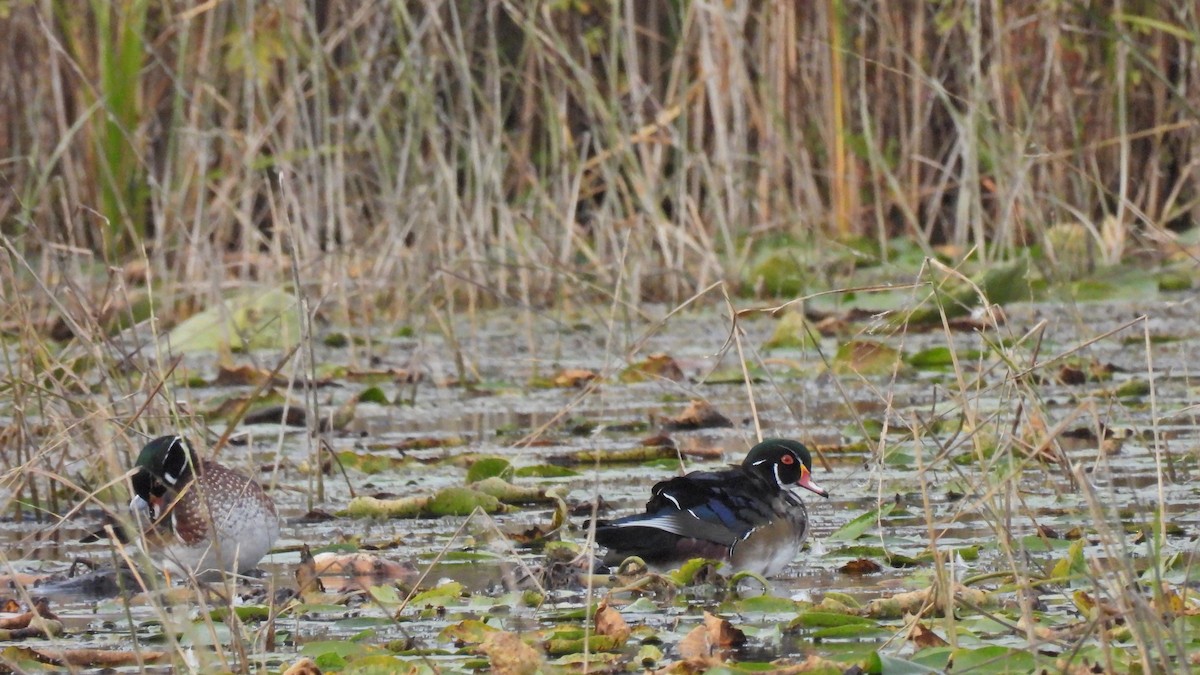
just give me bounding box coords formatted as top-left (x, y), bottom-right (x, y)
top-left (479, 631), bottom-right (545, 675)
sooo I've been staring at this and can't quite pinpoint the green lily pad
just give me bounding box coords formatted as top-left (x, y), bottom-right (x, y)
top-left (167, 286), bottom-right (301, 351)
top-left (208, 604), bottom-right (271, 622)
top-left (358, 386), bottom-right (389, 404)
top-left (946, 645), bottom-right (1038, 672)
top-left (301, 640), bottom-right (387, 660)
top-left (664, 558), bottom-right (722, 585)
top-left (869, 650), bottom-right (944, 673)
top-left (412, 581), bottom-right (465, 606)
top-left (337, 451), bottom-right (407, 475)
top-left (1067, 270), bottom-right (1159, 302)
top-left (748, 247), bottom-right (810, 297)
top-left (732, 595), bottom-right (801, 614)
top-left (907, 257), bottom-right (1030, 325)
top-left (1108, 378), bottom-right (1151, 398)
top-left (514, 465), bottom-right (580, 478)
top-left (905, 346), bottom-right (983, 369)
top-left (811, 624), bottom-right (890, 639)
top-left (438, 619), bottom-right (496, 644)
top-left (788, 611), bottom-right (875, 629)
top-left (826, 503), bottom-right (897, 541)
top-left (427, 487), bottom-right (503, 516)
top-left (466, 457), bottom-right (514, 483)
top-left (833, 340), bottom-right (901, 376)
top-left (764, 311), bottom-right (820, 350)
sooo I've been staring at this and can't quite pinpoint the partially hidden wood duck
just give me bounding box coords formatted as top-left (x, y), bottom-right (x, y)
top-left (129, 435), bottom-right (280, 578)
top-left (592, 439), bottom-right (828, 577)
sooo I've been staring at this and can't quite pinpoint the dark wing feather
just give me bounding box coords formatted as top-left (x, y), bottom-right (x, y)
top-left (601, 468), bottom-right (778, 547)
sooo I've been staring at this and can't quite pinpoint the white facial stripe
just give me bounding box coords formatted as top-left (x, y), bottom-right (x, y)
top-left (773, 464), bottom-right (785, 489)
top-left (752, 459), bottom-right (767, 465)
top-left (163, 471), bottom-right (178, 486)
top-left (663, 493), bottom-right (681, 509)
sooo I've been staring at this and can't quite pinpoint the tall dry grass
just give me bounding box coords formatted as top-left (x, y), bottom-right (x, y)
top-left (0, 1), bottom-right (1194, 313)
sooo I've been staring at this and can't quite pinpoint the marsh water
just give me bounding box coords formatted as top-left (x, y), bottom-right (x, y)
top-left (8, 295), bottom-right (1200, 672)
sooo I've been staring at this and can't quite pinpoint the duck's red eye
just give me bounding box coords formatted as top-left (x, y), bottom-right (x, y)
top-left (780, 454), bottom-right (795, 465)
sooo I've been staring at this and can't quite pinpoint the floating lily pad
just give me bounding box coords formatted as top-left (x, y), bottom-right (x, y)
top-left (358, 386), bottom-right (389, 404)
top-left (906, 257), bottom-right (1030, 325)
top-left (1109, 378), bottom-right (1151, 397)
top-left (833, 340), bottom-right (901, 376)
top-left (470, 477), bottom-right (566, 504)
top-left (748, 247), bottom-right (810, 297)
top-left (336, 451), bottom-right (407, 475)
top-left (466, 457), bottom-right (514, 483)
top-left (514, 465), bottom-right (579, 478)
top-left (826, 503), bottom-right (897, 541)
top-left (788, 611), bottom-right (874, 629)
top-left (905, 346), bottom-right (982, 369)
top-left (167, 286), bottom-right (301, 351)
top-left (427, 487), bottom-right (505, 516)
top-left (439, 619), bottom-right (495, 644)
top-left (343, 487), bottom-right (506, 518)
top-left (764, 311), bottom-right (820, 350)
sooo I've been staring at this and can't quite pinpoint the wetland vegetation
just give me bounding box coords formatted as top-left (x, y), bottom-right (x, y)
top-left (1, 2), bottom-right (1199, 673)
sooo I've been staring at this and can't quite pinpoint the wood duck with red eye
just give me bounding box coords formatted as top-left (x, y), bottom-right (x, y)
top-left (592, 439), bottom-right (828, 577)
top-left (129, 435), bottom-right (279, 578)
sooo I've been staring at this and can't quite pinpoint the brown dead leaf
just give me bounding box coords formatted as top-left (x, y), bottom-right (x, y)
top-left (54, 648), bottom-right (169, 667)
top-left (864, 583), bottom-right (991, 619)
top-left (244, 404), bottom-right (310, 427)
top-left (908, 619), bottom-right (949, 649)
top-left (812, 314), bottom-right (849, 335)
top-left (0, 598), bottom-right (57, 629)
top-left (839, 558), bottom-right (882, 576)
top-left (678, 612), bottom-right (745, 660)
top-left (640, 434), bottom-right (676, 448)
top-left (282, 657), bottom-right (323, 675)
top-left (594, 601), bottom-right (631, 644)
top-left (621, 353), bottom-right (686, 383)
top-left (305, 551), bottom-right (418, 593)
top-left (396, 436), bottom-right (460, 451)
top-left (0, 611), bottom-right (35, 629)
top-left (346, 367), bottom-right (423, 383)
top-left (703, 612), bottom-right (746, 648)
top-left (553, 368), bottom-right (598, 388)
top-left (677, 626), bottom-right (724, 664)
top-left (27, 648), bottom-right (169, 668)
top-left (505, 523), bottom-right (548, 545)
top-left (1036, 524), bottom-right (1061, 539)
top-left (663, 400), bottom-right (732, 430)
top-left (1057, 365), bottom-right (1086, 385)
top-left (1073, 590), bottom-right (1122, 619)
top-left (0, 618), bottom-right (63, 640)
top-left (479, 631), bottom-right (545, 675)
top-left (1151, 583), bottom-right (1200, 617)
top-left (213, 363), bottom-right (285, 387)
top-left (311, 551), bottom-right (416, 581)
top-left (0, 598), bottom-right (21, 613)
top-left (1016, 615), bottom-right (1068, 642)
